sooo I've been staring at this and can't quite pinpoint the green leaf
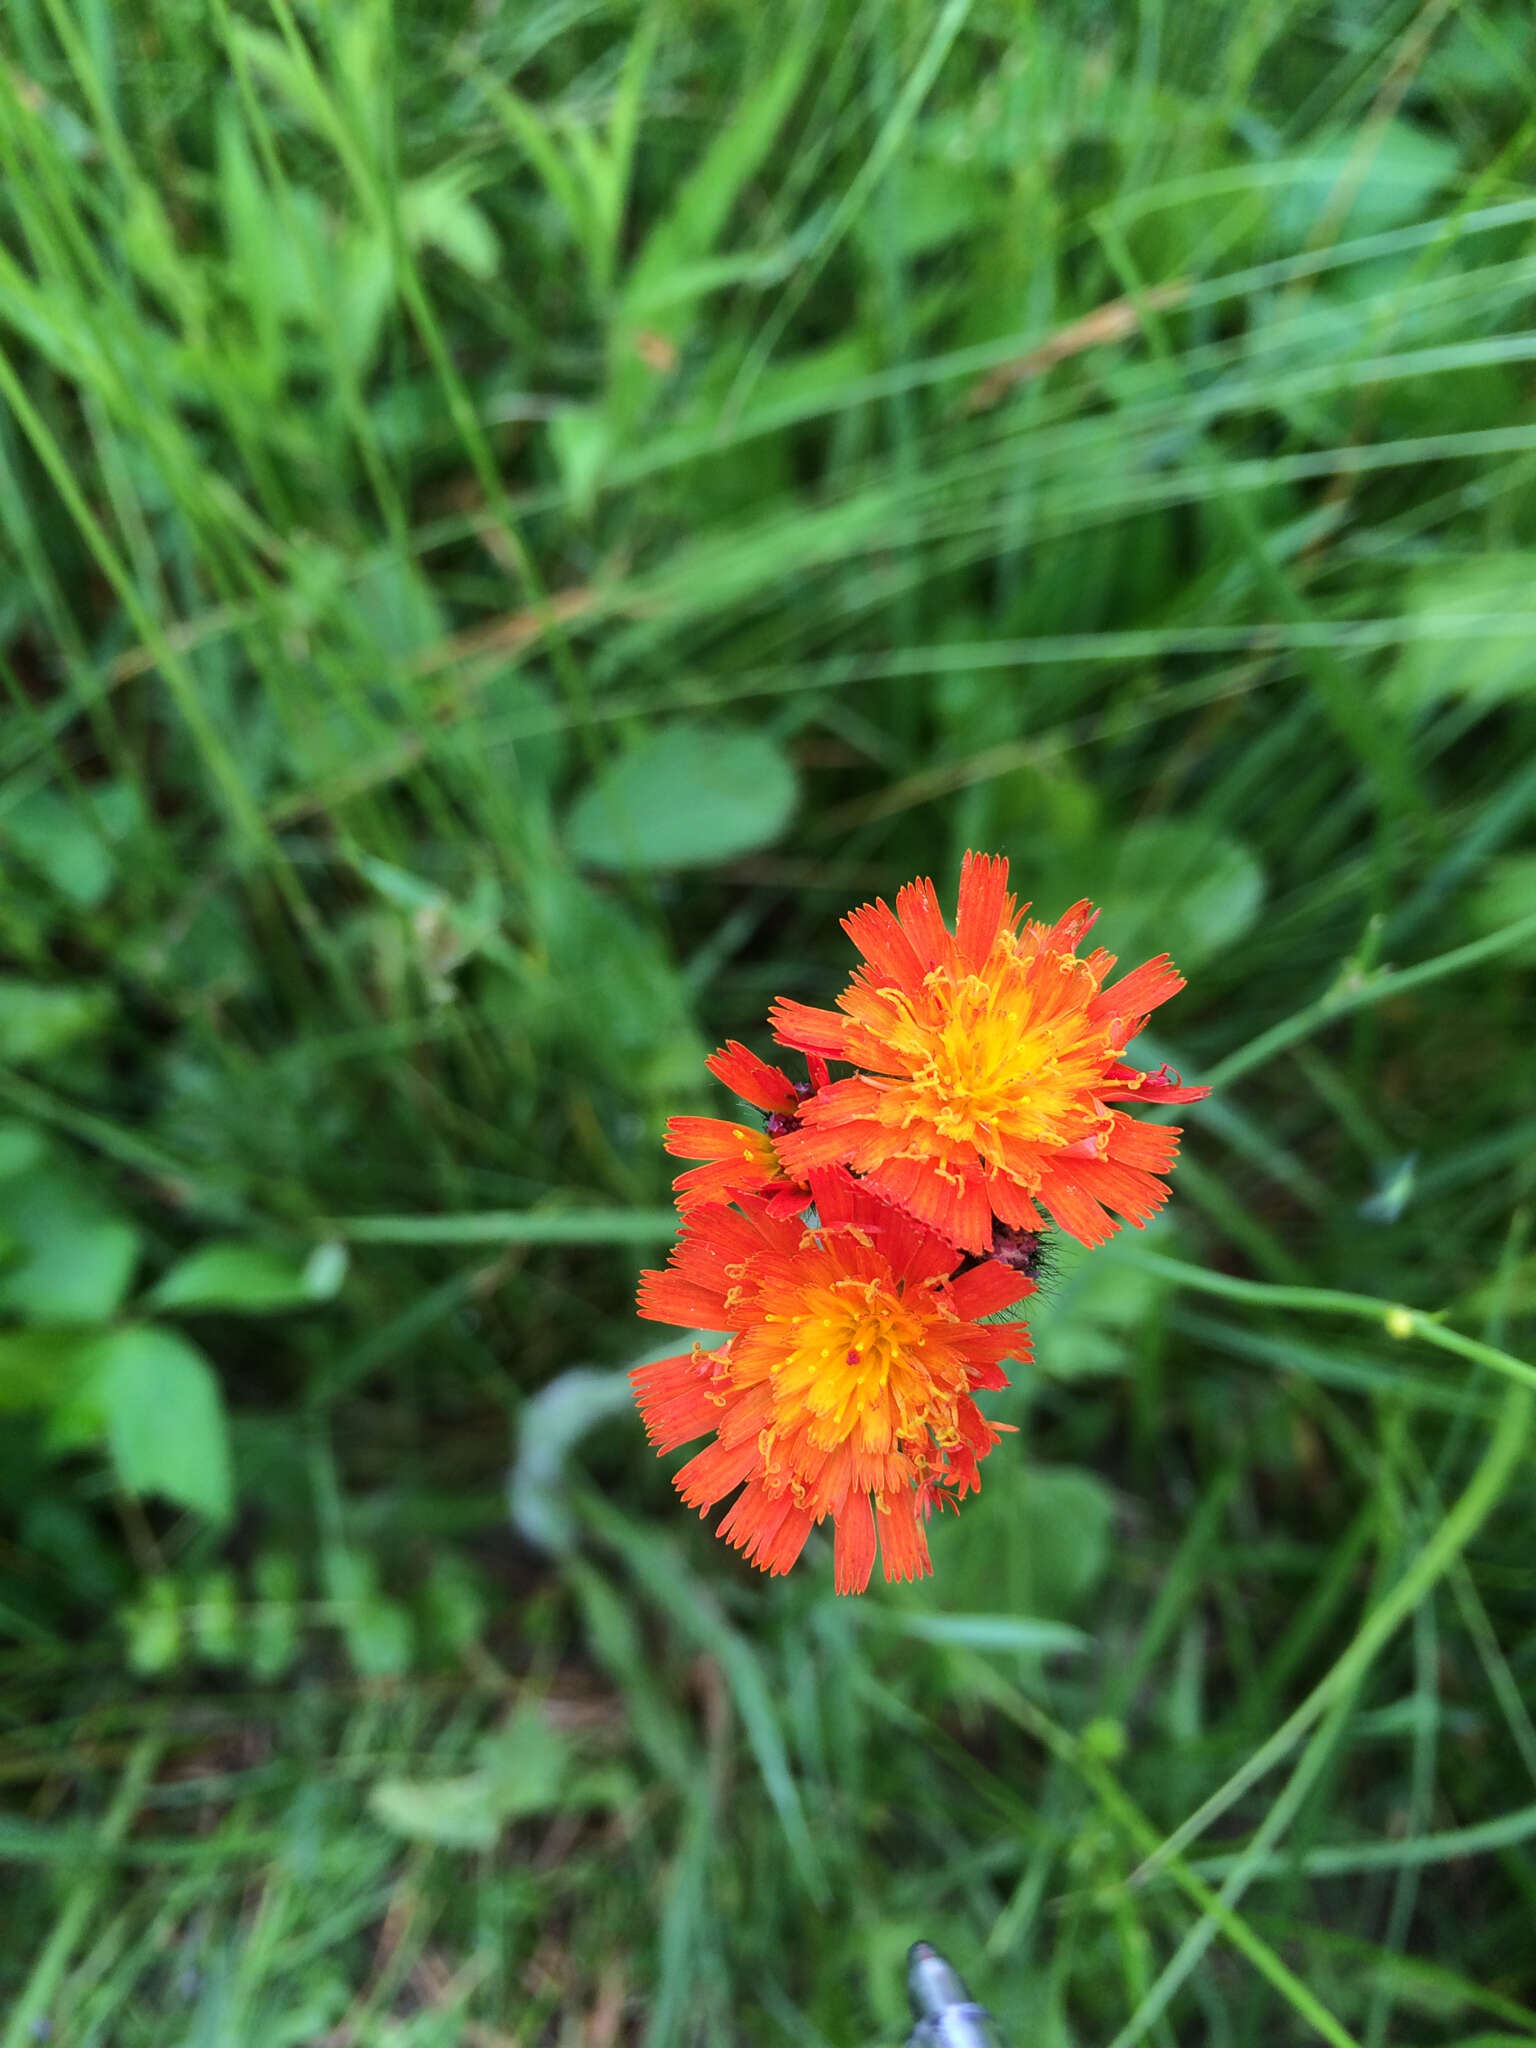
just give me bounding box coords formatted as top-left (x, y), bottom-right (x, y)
top-left (1028, 1229), bottom-right (1170, 1379)
top-left (250, 1550), bottom-right (303, 1682)
top-left (565, 721), bottom-right (798, 871)
top-left (885, 1463), bottom-right (1116, 1631)
top-left (476, 1703), bottom-right (573, 1816)
top-left (0, 1168), bottom-right (140, 1324)
top-left (1386, 555), bottom-right (1536, 711)
top-left (82, 1326), bottom-right (234, 1524)
top-left (121, 1577), bottom-right (183, 1677)
top-left (548, 403), bottom-right (613, 518)
top-left (0, 977), bottom-right (114, 1064)
top-left (367, 1773), bottom-right (502, 1850)
top-left (401, 169), bottom-right (499, 280)
top-left (0, 1122), bottom-right (47, 1180)
top-left (1097, 822), bottom-right (1265, 969)
top-left (2, 788), bottom-right (116, 909)
top-left (0, 1327), bottom-right (99, 1415)
top-left (368, 1706), bottom-right (598, 1850)
top-left (189, 1568), bottom-right (242, 1667)
top-left (323, 1547), bottom-right (415, 1678)
top-left (1269, 122), bottom-right (1459, 246)
top-left (347, 552), bottom-right (447, 660)
top-left (1014, 1468), bottom-right (1117, 1621)
top-left (149, 1240), bottom-right (336, 1315)
top-left (1469, 854), bottom-right (1536, 964)
top-left (418, 1552), bottom-right (487, 1660)
top-left (861, 1610), bottom-right (1090, 1655)
top-left (343, 1595), bottom-right (414, 1680)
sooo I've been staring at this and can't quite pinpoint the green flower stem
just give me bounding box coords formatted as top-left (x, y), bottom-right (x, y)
top-left (1206, 907), bottom-right (1536, 1091)
top-left (329, 1208), bottom-right (680, 1246)
top-left (1125, 1249), bottom-right (1536, 1396)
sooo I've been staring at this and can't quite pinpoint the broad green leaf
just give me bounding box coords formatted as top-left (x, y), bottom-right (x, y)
top-left (0, 1328), bottom-right (99, 1414)
top-left (121, 1577), bottom-right (183, 1677)
top-left (250, 1550), bottom-right (303, 1682)
top-left (189, 1568), bottom-right (241, 1666)
top-left (83, 1326), bottom-right (234, 1524)
top-left (1268, 122), bottom-right (1459, 246)
top-left (1469, 854), bottom-right (1536, 964)
top-left (886, 1463), bottom-right (1115, 1631)
top-left (0, 1169), bottom-right (140, 1324)
top-left (1097, 822), bottom-right (1264, 969)
top-left (401, 170), bottom-right (499, 280)
top-left (341, 1595), bottom-right (414, 1680)
top-left (369, 1706), bottom-right (605, 1849)
top-left (548, 404), bottom-right (613, 518)
top-left (1015, 1467), bottom-right (1117, 1620)
top-left (1386, 555), bottom-right (1536, 711)
top-left (2, 788), bottom-right (115, 908)
top-left (368, 1772), bottom-right (502, 1850)
top-left (0, 977), bottom-right (114, 1064)
top-left (348, 552), bottom-right (447, 660)
top-left (1027, 1229), bottom-right (1169, 1379)
top-left (565, 722), bottom-right (798, 871)
top-left (476, 1704), bottom-right (573, 1815)
top-left (149, 1240), bottom-right (333, 1315)
top-left (523, 865), bottom-right (703, 1096)
top-left (418, 1552), bottom-right (487, 1659)
top-left (0, 1122), bottom-right (47, 1180)
top-left (323, 1546), bottom-right (414, 1678)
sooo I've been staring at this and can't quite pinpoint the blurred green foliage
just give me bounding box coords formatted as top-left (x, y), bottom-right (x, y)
top-left (2, 0), bottom-right (1536, 2041)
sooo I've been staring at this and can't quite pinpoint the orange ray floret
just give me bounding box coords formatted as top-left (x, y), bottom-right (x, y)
top-left (662, 1041), bottom-right (827, 1221)
top-left (632, 1170), bottom-right (1033, 1592)
top-left (769, 852), bottom-right (1210, 1255)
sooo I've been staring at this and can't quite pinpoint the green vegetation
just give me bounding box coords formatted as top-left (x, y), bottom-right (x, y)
top-left (3, 0), bottom-right (1536, 2039)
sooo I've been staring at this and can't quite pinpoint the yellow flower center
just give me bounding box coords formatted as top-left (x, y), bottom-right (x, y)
top-left (768, 1276), bottom-right (959, 1456)
top-left (872, 944), bottom-right (1111, 1158)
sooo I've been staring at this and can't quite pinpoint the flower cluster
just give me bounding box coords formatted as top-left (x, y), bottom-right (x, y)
top-left (633, 853), bottom-right (1208, 1593)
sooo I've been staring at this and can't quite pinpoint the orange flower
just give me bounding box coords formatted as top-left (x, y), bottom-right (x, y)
top-left (663, 1041), bottom-right (824, 1222)
top-left (632, 1171), bottom-right (1032, 1592)
top-left (770, 852), bottom-right (1209, 1254)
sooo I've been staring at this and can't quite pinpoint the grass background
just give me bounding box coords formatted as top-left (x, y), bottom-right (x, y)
top-left (3, 0), bottom-right (1536, 2040)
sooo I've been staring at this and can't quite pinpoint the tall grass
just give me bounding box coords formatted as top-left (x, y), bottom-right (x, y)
top-left (3, 1), bottom-right (1536, 2041)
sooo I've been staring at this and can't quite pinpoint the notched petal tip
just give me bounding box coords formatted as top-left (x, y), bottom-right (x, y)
top-left (705, 1039), bottom-right (800, 1115)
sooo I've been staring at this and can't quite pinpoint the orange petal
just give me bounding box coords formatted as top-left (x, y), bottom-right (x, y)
top-left (1103, 1116), bottom-right (1181, 1173)
top-left (1073, 1155), bottom-right (1172, 1227)
top-left (1045, 897), bottom-right (1100, 950)
top-left (833, 1493), bottom-right (877, 1595)
top-left (630, 1351), bottom-right (718, 1452)
top-left (636, 1266), bottom-right (740, 1328)
top-left (705, 1041), bottom-right (799, 1115)
top-left (675, 1435), bottom-right (761, 1513)
top-left (893, 875), bottom-right (951, 969)
top-left (955, 851), bottom-right (1016, 967)
top-left (947, 1259), bottom-right (1035, 1321)
top-left (1088, 954), bottom-right (1184, 1027)
top-left (867, 1153), bottom-right (993, 1254)
top-left (842, 897), bottom-right (930, 986)
top-left (1033, 1168), bottom-right (1117, 1248)
top-left (718, 1483), bottom-right (814, 1576)
top-left (878, 1489), bottom-right (933, 1584)
top-left (769, 997), bottom-right (852, 1059)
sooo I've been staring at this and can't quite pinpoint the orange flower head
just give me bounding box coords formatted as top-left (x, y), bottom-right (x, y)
top-left (632, 1170), bottom-right (1032, 1592)
top-left (663, 1041), bottom-right (825, 1222)
top-left (769, 852), bottom-right (1210, 1254)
